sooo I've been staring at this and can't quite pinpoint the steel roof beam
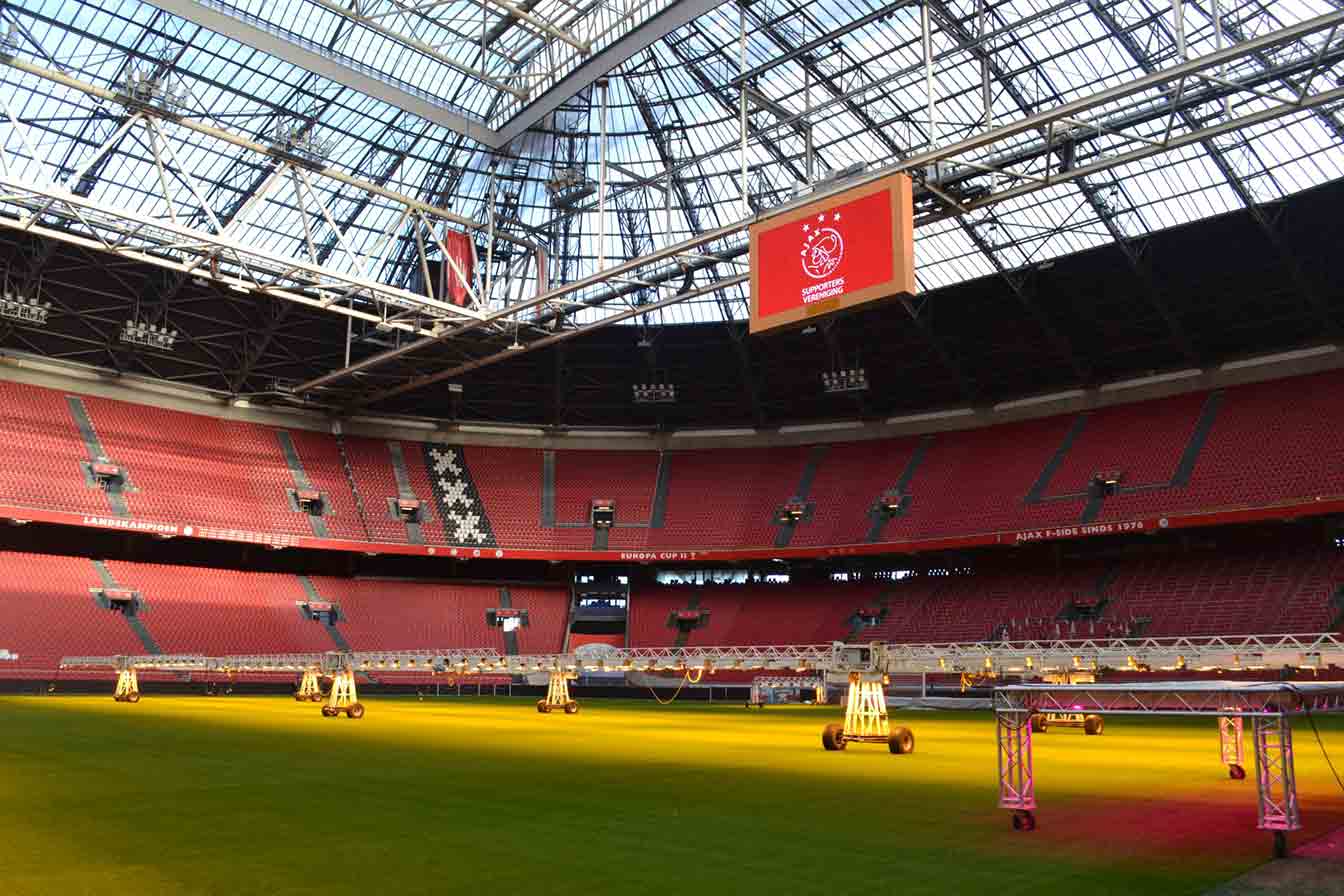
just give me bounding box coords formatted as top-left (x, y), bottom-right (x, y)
top-left (5, 57), bottom-right (535, 254)
top-left (1087, 0), bottom-right (1342, 342)
top-left (475, 0), bottom-right (590, 53)
top-left (932, 0), bottom-right (1194, 369)
top-left (922, 0), bottom-right (1088, 383)
top-left (351, 273), bottom-right (751, 408)
top-left (298, 12), bottom-right (1344, 402)
top-left (145, 0), bottom-right (506, 147)
top-left (729, 0), bottom-right (921, 89)
top-left (490, 0), bottom-right (724, 146)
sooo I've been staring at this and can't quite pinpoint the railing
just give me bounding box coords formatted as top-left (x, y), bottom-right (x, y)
top-left (59, 633), bottom-right (1344, 678)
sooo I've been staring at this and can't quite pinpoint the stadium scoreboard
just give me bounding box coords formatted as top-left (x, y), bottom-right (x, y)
top-left (748, 173), bottom-right (915, 334)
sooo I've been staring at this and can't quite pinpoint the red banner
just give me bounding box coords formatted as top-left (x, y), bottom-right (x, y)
top-left (443, 230), bottom-right (474, 307)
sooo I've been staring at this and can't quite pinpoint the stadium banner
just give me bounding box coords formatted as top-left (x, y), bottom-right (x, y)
top-left (1, 497), bottom-right (1341, 562)
top-left (748, 173), bottom-right (915, 334)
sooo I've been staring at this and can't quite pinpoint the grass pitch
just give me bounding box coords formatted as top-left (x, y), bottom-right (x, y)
top-left (6, 695), bottom-right (1344, 896)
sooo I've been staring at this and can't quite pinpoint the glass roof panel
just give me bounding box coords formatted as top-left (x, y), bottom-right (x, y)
top-left (0, 0), bottom-right (1338, 327)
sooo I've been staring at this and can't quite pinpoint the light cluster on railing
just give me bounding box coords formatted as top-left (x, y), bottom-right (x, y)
top-left (117, 69), bottom-right (190, 115)
top-left (270, 120), bottom-right (334, 163)
top-left (545, 165), bottom-right (596, 208)
top-left (0, 23), bottom-right (19, 57)
top-left (0, 290), bottom-right (50, 325)
top-left (822, 367), bottom-right (868, 393)
top-left (121, 319), bottom-right (178, 351)
top-left (633, 382), bottom-right (676, 404)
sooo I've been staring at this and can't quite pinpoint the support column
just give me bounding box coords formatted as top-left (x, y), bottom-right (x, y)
top-left (538, 669), bottom-right (578, 714)
top-left (597, 78), bottom-right (609, 272)
top-left (296, 668), bottom-right (322, 702)
top-left (1253, 715), bottom-right (1300, 857)
top-left (1220, 714), bottom-right (1246, 779)
top-left (113, 667), bottom-right (140, 703)
top-left (322, 663), bottom-right (364, 718)
top-left (998, 709), bottom-right (1036, 830)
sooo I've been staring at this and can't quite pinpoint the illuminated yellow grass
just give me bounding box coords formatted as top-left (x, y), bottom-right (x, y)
top-left (5, 695), bottom-right (1344, 896)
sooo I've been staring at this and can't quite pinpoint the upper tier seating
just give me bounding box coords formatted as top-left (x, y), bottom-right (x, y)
top-left (0, 368), bottom-right (1341, 552)
top-left (74, 394), bottom-right (366, 539)
top-left (342, 436), bottom-right (448, 544)
top-left (0, 381), bottom-right (111, 515)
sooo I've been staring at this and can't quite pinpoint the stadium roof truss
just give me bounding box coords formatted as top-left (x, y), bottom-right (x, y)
top-left (0, 0), bottom-right (1342, 402)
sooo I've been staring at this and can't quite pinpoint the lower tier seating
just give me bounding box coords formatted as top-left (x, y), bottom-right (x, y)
top-left (1, 543), bottom-right (1338, 676)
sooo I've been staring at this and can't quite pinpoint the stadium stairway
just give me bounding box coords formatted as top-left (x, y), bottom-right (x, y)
top-left (298, 575), bottom-right (352, 652)
top-left (1329, 586), bottom-right (1344, 631)
top-left (674, 594), bottom-right (701, 649)
top-left (275, 430), bottom-right (330, 538)
top-left (774, 445), bottom-right (829, 548)
top-left (67, 396), bottom-right (132, 517)
top-left (865, 436), bottom-right (930, 543)
top-left (847, 592), bottom-right (890, 640)
top-left (649, 452), bottom-right (671, 529)
top-left (1025, 414), bottom-right (1089, 505)
top-left (541, 451), bottom-right (556, 529)
top-left (1170, 391), bottom-right (1224, 487)
top-left (334, 435), bottom-right (374, 542)
top-left (1081, 391), bottom-right (1224, 524)
top-left (386, 441), bottom-right (426, 545)
top-left (497, 586), bottom-right (519, 655)
top-left (92, 559), bottom-right (161, 654)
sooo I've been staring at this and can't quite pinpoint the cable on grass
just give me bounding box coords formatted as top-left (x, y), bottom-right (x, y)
top-left (649, 671), bottom-right (696, 705)
top-left (1287, 684), bottom-right (1344, 797)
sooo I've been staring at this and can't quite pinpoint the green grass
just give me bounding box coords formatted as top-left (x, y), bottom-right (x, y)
top-left (6, 695), bottom-right (1344, 896)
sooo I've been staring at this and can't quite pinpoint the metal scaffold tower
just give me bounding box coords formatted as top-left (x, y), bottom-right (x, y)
top-left (538, 670), bottom-right (579, 714)
top-left (993, 681), bottom-right (1344, 855)
top-left (322, 659), bottom-right (364, 719)
top-left (295, 668), bottom-right (323, 703)
top-left (113, 663), bottom-right (140, 704)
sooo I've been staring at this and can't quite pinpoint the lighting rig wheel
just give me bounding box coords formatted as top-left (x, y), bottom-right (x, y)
top-left (125, 691), bottom-right (140, 704)
top-left (822, 723), bottom-right (847, 751)
top-left (321, 705), bottom-right (338, 718)
top-left (313, 693), bottom-right (326, 703)
top-left (293, 693), bottom-right (305, 702)
top-left (346, 703), bottom-right (365, 719)
top-left (1229, 763), bottom-right (1246, 780)
top-left (564, 702), bottom-right (579, 714)
top-left (1011, 810), bottom-right (1037, 832)
top-left (536, 700), bottom-right (551, 714)
top-left (1084, 715), bottom-right (1104, 736)
top-left (1030, 714), bottom-right (1047, 734)
top-left (888, 727), bottom-right (915, 754)
top-left (113, 694), bottom-right (124, 703)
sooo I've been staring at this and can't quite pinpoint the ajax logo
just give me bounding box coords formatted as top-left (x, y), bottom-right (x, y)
top-left (800, 212), bottom-right (844, 280)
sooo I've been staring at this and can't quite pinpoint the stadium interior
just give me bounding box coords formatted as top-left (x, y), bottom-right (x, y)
top-left (2, 0), bottom-right (1344, 892)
